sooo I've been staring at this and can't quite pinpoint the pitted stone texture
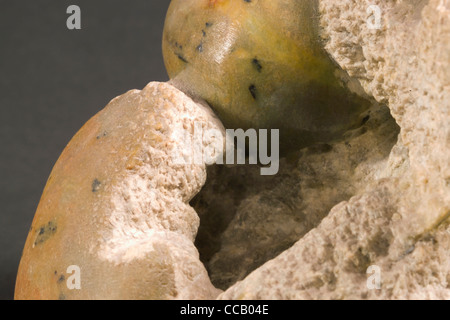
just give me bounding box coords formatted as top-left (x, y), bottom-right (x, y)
top-left (194, 103), bottom-right (400, 290)
top-left (218, 0), bottom-right (449, 299)
top-left (15, 82), bottom-right (223, 300)
top-left (219, 184), bottom-right (450, 300)
top-left (319, 0), bottom-right (450, 235)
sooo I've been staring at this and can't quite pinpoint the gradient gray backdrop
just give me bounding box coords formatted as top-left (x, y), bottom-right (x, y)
top-left (0, 0), bottom-right (171, 299)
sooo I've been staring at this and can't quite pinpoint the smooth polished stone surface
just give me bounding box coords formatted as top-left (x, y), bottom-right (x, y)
top-left (163, 0), bottom-right (371, 151)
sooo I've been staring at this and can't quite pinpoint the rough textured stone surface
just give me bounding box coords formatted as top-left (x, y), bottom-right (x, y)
top-left (194, 103), bottom-right (400, 289)
top-left (217, 0), bottom-right (449, 299)
top-left (219, 185), bottom-right (450, 299)
top-left (15, 82), bottom-right (223, 300)
top-left (16, 0), bottom-right (449, 300)
top-left (319, 0), bottom-right (450, 236)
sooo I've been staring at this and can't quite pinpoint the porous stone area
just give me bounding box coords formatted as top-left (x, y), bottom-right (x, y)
top-left (194, 103), bottom-right (400, 290)
top-left (214, 0), bottom-right (449, 299)
top-left (15, 0), bottom-right (449, 300)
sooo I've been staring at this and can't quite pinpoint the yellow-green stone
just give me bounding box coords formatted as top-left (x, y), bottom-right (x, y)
top-left (163, 0), bottom-right (370, 151)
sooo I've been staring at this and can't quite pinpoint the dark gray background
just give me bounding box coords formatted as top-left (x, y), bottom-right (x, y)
top-left (0, 0), bottom-right (170, 299)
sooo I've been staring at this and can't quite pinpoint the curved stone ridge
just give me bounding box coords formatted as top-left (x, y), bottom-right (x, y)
top-left (15, 82), bottom-right (223, 300)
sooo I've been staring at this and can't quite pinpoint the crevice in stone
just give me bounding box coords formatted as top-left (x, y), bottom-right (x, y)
top-left (191, 103), bottom-right (400, 291)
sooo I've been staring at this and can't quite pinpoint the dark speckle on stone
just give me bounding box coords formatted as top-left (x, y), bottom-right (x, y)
top-left (96, 132), bottom-right (107, 140)
top-left (362, 115), bottom-right (370, 125)
top-left (197, 43), bottom-right (203, 53)
top-left (58, 275), bottom-right (65, 284)
top-left (177, 53), bottom-right (188, 63)
top-left (205, 22), bottom-right (213, 28)
top-left (34, 221), bottom-right (57, 246)
top-left (92, 179), bottom-right (101, 193)
top-left (249, 85), bottom-right (257, 100)
top-left (252, 58), bottom-right (262, 72)
top-left (59, 293), bottom-right (66, 300)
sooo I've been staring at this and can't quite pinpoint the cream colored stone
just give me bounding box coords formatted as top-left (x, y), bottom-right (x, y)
top-left (216, 0), bottom-right (449, 299)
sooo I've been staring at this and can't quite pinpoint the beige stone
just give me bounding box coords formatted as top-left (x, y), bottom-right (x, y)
top-left (15, 82), bottom-right (223, 300)
top-left (217, 0), bottom-right (450, 300)
top-left (16, 0), bottom-right (449, 300)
